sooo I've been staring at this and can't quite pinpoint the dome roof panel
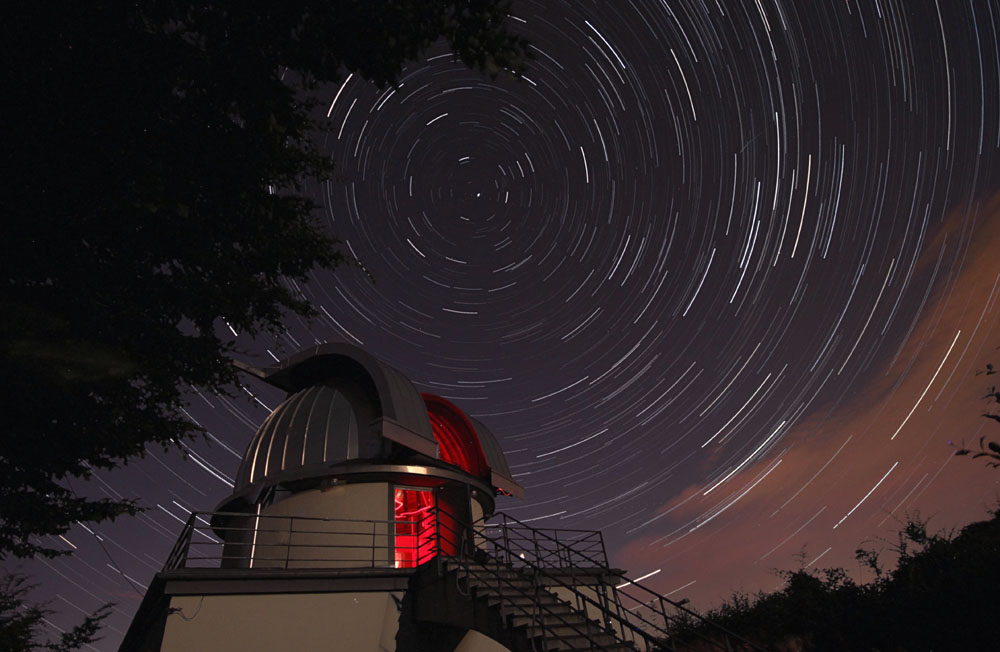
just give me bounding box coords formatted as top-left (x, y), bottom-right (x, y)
top-left (260, 343), bottom-right (435, 447)
top-left (235, 385), bottom-right (363, 491)
top-left (468, 416), bottom-right (510, 479)
top-left (469, 416), bottom-right (525, 498)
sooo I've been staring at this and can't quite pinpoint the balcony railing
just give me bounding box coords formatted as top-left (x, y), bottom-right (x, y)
top-left (162, 508), bottom-right (766, 651)
top-left (162, 509), bottom-right (610, 573)
top-left (477, 512), bottom-right (609, 568)
top-left (164, 511), bottom-right (439, 571)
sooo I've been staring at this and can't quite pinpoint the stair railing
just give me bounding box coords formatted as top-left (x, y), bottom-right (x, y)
top-left (498, 510), bottom-right (766, 651)
top-left (443, 506), bottom-right (663, 650)
top-left (492, 512), bottom-right (610, 568)
top-left (458, 514), bottom-right (660, 650)
top-left (448, 509), bottom-right (767, 652)
top-left (163, 512), bottom-right (197, 570)
top-left (435, 508), bottom-right (631, 652)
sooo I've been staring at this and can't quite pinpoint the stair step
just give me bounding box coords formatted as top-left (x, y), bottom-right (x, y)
top-left (487, 592), bottom-right (564, 607)
top-left (448, 564), bottom-right (529, 578)
top-left (508, 607), bottom-right (577, 626)
top-left (475, 585), bottom-right (551, 602)
top-left (542, 633), bottom-right (628, 651)
top-left (444, 559), bottom-right (508, 568)
top-left (552, 644), bottom-right (634, 652)
top-left (499, 604), bottom-right (580, 623)
top-left (523, 622), bottom-right (608, 639)
top-left (520, 616), bottom-right (592, 635)
top-left (447, 568), bottom-right (534, 582)
top-left (458, 572), bottom-right (534, 587)
top-left (490, 597), bottom-right (567, 615)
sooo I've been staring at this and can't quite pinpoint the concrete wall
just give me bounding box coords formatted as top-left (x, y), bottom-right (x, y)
top-left (469, 500), bottom-right (486, 552)
top-left (453, 629), bottom-right (512, 652)
top-left (252, 483), bottom-right (392, 568)
top-left (162, 591), bottom-right (401, 652)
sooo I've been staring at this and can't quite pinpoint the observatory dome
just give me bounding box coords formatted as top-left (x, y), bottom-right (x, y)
top-left (221, 343), bottom-right (524, 511)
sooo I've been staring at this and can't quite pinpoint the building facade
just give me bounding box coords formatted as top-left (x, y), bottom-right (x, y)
top-left (120, 344), bottom-right (758, 652)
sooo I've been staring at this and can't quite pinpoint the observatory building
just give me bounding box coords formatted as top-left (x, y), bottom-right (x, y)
top-left (121, 344), bottom-right (754, 652)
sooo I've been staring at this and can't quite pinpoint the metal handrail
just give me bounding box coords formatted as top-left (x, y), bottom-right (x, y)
top-left (433, 510), bottom-right (627, 652)
top-left (163, 511), bottom-right (430, 571)
top-left (469, 512), bottom-right (767, 652)
top-left (163, 512), bottom-right (197, 570)
top-left (446, 556), bottom-right (626, 652)
top-left (481, 512), bottom-right (611, 568)
top-left (460, 517), bottom-right (665, 650)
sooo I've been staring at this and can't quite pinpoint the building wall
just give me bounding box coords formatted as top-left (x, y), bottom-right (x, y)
top-left (161, 591), bottom-right (401, 652)
top-left (252, 482), bottom-right (392, 568)
top-left (469, 499), bottom-right (484, 524)
top-left (453, 629), bottom-right (512, 652)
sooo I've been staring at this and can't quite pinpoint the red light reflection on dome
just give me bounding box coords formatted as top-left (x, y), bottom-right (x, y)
top-left (422, 393), bottom-right (489, 478)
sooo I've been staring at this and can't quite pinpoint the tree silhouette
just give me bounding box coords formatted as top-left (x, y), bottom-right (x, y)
top-left (3, 2), bottom-right (528, 648)
top-left (664, 359), bottom-right (1000, 651)
top-left (954, 361), bottom-right (1000, 468)
top-left (0, 574), bottom-right (110, 652)
top-left (4, 0), bottom-right (529, 562)
top-left (662, 510), bottom-right (1000, 651)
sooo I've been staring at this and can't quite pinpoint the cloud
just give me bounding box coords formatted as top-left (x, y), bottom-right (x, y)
top-left (613, 192), bottom-right (1000, 609)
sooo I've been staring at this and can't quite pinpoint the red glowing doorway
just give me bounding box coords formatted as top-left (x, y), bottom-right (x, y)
top-left (393, 488), bottom-right (437, 568)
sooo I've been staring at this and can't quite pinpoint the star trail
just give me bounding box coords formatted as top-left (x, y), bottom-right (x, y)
top-left (18, 1), bottom-right (1000, 648)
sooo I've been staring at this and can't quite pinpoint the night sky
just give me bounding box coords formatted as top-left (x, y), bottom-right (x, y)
top-left (20, 1), bottom-right (1000, 649)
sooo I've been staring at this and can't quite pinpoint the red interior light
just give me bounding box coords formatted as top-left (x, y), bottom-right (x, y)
top-left (393, 488), bottom-right (436, 568)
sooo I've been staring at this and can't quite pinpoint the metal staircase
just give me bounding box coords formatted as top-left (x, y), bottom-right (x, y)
top-left (443, 558), bottom-right (632, 651)
top-left (432, 510), bottom-right (768, 652)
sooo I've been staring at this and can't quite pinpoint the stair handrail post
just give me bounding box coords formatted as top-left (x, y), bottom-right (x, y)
top-left (598, 569), bottom-right (613, 637)
top-left (502, 513), bottom-right (512, 566)
top-left (530, 563), bottom-right (545, 644)
top-left (371, 519), bottom-right (377, 567)
top-left (598, 529), bottom-right (609, 567)
top-left (495, 547), bottom-right (503, 614)
top-left (182, 513), bottom-right (195, 568)
top-left (181, 513), bottom-right (195, 568)
top-left (658, 596), bottom-right (674, 651)
top-left (457, 507), bottom-right (469, 560)
top-left (285, 516), bottom-right (293, 569)
top-left (164, 511), bottom-right (196, 570)
top-left (610, 572), bottom-right (632, 646)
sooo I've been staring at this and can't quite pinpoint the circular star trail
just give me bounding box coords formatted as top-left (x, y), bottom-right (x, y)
top-left (23, 2), bottom-right (1000, 647)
